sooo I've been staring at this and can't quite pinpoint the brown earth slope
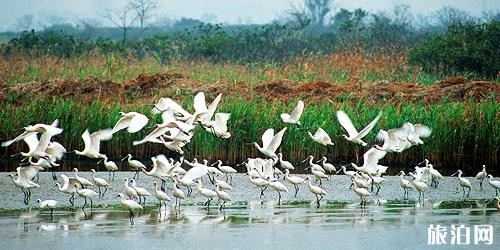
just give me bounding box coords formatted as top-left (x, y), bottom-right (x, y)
top-left (0, 73), bottom-right (498, 105)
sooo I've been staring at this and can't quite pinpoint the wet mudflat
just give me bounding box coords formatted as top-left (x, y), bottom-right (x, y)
top-left (2, 172), bottom-right (500, 249)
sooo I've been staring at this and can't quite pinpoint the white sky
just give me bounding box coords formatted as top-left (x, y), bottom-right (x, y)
top-left (0, 0), bottom-right (498, 31)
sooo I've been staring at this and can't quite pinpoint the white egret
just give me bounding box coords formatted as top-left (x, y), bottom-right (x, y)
top-left (194, 92), bottom-right (223, 124)
top-left (317, 157), bottom-right (336, 174)
top-left (402, 122), bottom-right (432, 146)
top-left (249, 175), bottom-right (268, 198)
top-left (336, 165), bottom-right (356, 178)
top-left (336, 110), bottom-right (382, 146)
top-left (195, 180), bottom-right (218, 210)
top-left (117, 193), bottom-right (143, 224)
top-left (410, 172), bottom-right (428, 200)
top-left (74, 129), bottom-right (113, 159)
top-left (308, 127), bottom-right (334, 146)
top-left (284, 169), bottom-right (304, 197)
top-left (9, 172), bottom-right (39, 205)
top-left (277, 153), bottom-right (295, 170)
top-left (204, 113), bottom-right (231, 138)
top-left (123, 178), bottom-right (139, 200)
top-left (254, 127), bottom-right (287, 159)
top-left (215, 183), bottom-right (232, 210)
top-left (132, 121), bottom-right (194, 146)
top-left (476, 165), bottom-right (487, 191)
top-left (267, 177), bottom-right (288, 205)
top-left (397, 171), bottom-right (414, 199)
top-left (352, 182), bottom-right (371, 206)
top-left (97, 156), bottom-right (118, 181)
top-left (54, 174), bottom-right (81, 206)
top-left (75, 185), bottom-right (98, 210)
top-left (152, 97), bottom-right (192, 121)
top-left (213, 160), bottom-right (237, 184)
top-left (36, 199), bottom-right (57, 217)
top-left (451, 170), bottom-right (472, 198)
top-left (350, 173), bottom-right (369, 189)
top-left (486, 175), bottom-right (500, 197)
top-left (174, 174), bottom-right (194, 197)
top-left (72, 168), bottom-right (93, 188)
top-left (121, 154), bottom-right (146, 179)
top-left (130, 179), bottom-right (151, 205)
top-left (214, 178), bottom-right (232, 190)
top-left (428, 164), bottom-right (444, 188)
top-left (280, 100), bottom-right (304, 125)
top-left (172, 179), bottom-right (186, 212)
top-left (90, 169), bottom-right (109, 198)
top-left (304, 176), bottom-right (327, 206)
top-left (374, 127), bottom-right (408, 152)
top-left (111, 111), bottom-right (149, 134)
top-left (153, 182), bottom-right (171, 211)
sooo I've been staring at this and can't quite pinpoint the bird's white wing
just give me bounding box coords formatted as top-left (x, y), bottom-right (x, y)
top-left (46, 141), bottom-right (66, 160)
top-left (127, 112), bottom-right (149, 133)
top-left (50, 119), bottom-right (59, 128)
top-left (81, 130), bottom-right (92, 153)
top-left (363, 147), bottom-right (387, 168)
top-left (261, 128), bottom-right (275, 150)
top-left (262, 159), bottom-right (274, 179)
top-left (414, 124), bottom-right (432, 138)
top-left (200, 93), bottom-right (222, 122)
top-left (161, 111), bottom-right (177, 124)
top-left (193, 92), bottom-right (208, 113)
top-left (23, 133), bottom-right (39, 154)
top-left (182, 165), bottom-right (208, 182)
top-left (134, 125), bottom-right (169, 145)
top-left (268, 127), bottom-right (287, 152)
top-left (336, 110), bottom-right (358, 137)
top-left (356, 111), bottom-right (383, 139)
top-left (153, 98), bottom-right (192, 118)
top-left (290, 100), bottom-right (304, 121)
top-left (2, 131), bottom-right (37, 147)
top-left (111, 116), bottom-right (131, 134)
top-left (90, 129), bottom-right (113, 153)
top-left (215, 113), bottom-right (230, 131)
top-left (314, 127), bottom-right (327, 138)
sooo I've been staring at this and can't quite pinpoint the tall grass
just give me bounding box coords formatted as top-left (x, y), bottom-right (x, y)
top-left (1, 97), bottom-right (498, 175)
top-left (0, 51), bottom-right (447, 86)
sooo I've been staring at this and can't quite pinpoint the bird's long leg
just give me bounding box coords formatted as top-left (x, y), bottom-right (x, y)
top-left (112, 172), bottom-right (115, 181)
top-left (319, 178), bottom-right (323, 188)
top-left (187, 186), bottom-right (192, 197)
top-left (52, 169), bottom-right (57, 181)
top-left (319, 195), bottom-right (324, 202)
top-left (69, 193), bottom-right (75, 206)
top-left (230, 175), bottom-right (233, 185)
top-left (143, 197), bottom-right (147, 206)
top-left (315, 194), bottom-right (319, 206)
top-left (83, 198), bottom-right (87, 210)
top-left (225, 173), bottom-right (229, 183)
top-left (159, 200), bottom-right (162, 212)
top-left (50, 208), bottom-right (54, 219)
top-left (161, 180), bottom-right (166, 191)
top-left (294, 184), bottom-right (299, 197)
top-left (108, 171), bottom-right (112, 181)
top-left (277, 191), bottom-right (282, 205)
top-left (349, 183), bottom-right (353, 189)
top-left (479, 180), bottom-right (484, 191)
top-left (130, 211), bottom-right (134, 225)
top-left (376, 184), bottom-right (381, 195)
top-left (462, 187), bottom-right (465, 198)
top-left (260, 186), bottom-right (267, 198)
top-left (102, 187), bottom-right (107, 198)
top-left (467, 187), bottom-right (471, 198)
top-left (90, 198), bottom-right (93, 210)
top-left (207, 197), bottom-right (212, 211)
top-left (27, 189), bottom-right (32, 204)
top-left (98, 187), bottom-right (101, 199)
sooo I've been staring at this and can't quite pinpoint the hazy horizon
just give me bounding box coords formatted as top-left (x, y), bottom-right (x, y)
top-left (1, 0), bottom-right (498, 32)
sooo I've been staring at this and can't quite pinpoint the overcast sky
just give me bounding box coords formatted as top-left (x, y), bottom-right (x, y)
top-left (0, 0), bottom-right (497, 31)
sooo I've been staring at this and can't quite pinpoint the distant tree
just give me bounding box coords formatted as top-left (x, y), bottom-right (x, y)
top-left (15, 14), bottom-right (34, 31)
top-left (434, 6), bottom-right (472, 28)
top-left (128, 0), bottom-right (158, 39)
top-left (103, 6), bottom-right (138, 43)
top-left (287, 0), bottom-right (334, 27)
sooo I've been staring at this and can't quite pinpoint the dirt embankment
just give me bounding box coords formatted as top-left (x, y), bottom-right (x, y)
top-left (0, 73), bottom-right (498, 105)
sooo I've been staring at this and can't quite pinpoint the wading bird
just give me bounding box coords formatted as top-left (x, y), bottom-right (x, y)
top-left (75, 185), bottom-right (98, 210)
top-left (267, 177), bottom-right (288, 205)
top-left (90, 169), bottom-right (109, 198)
top-left (254, 128), bottom-right (287, 160)
top-left (172, 180), bottom-right (186, 212)
top-left (352, 182), bottom-right (371, 207)
top-left (410, 172), bottom-right (428, 200)
top-left (487, 175), bottom-right (500, 197)
top-left (123, 178), bottom-right (139, 200)
top-left (117, 193), bottom-right (143, 224)
top-left (36, 199), bottom-right (57, 218)
top-left (277, 153), bottom-right (295, 170)
top-left (308, 128), bottom-right (334, 146)
top-left (130, 179), bottom-right (151, 205)
top-left (72, 168), bottom-right (93, 188)
top-left (203, 113), bottom-right (231, 138)
top-left (74, 129), bottom-right (113, 159)
top-left (153, 182), bottom-right (170, 212)
top-left (54, 174), bottom-right (81, 206)
top-left (111, 111), bottom-right (149, 134)
top-left (215, 183), bottom-right (232, 210)
top-left (427, 164), bottom-right (444, 188)
top-left (336, 110), bottom-right (382, 146)
top-left (317, 157), bottom-right (336, 175)
top-left (121, 154), bottom-right (146, 179)
top-left (451, 170), bottom-right (471, 198)
top-left (97, 156), bottom-right (118, 181)
top-left (195, 180), bottom-right (217, 211)
top-left (397, 171), bottom-right (413, 199)
top-left (476, 165), bottom-right (488, 191)
top-left (304, 176), bottom-right (327, 207)
top-left (213, 160), bottom-right (237, 184)
top-left (281, 100), bottom-right (304, 125)
top-left (284, 169), bottom-right (304, 197)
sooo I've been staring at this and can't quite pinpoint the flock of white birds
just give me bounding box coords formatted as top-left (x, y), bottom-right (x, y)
top-left (3, 92), bottom-right (500, 222)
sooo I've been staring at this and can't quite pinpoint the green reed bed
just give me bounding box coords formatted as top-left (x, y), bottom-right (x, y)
top-left (0, 97), bottom-right (498, 175)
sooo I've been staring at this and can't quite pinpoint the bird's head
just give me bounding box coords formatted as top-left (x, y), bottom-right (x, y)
top-left (36, 199), bottom-right (42, 203)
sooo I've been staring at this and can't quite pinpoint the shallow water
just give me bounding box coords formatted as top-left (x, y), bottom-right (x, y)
top-left (1, 204), bottom-right (499, 250)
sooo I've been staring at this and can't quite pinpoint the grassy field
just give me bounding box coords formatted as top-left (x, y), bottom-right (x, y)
top-left (0, 51), bottom-right (498, 174)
